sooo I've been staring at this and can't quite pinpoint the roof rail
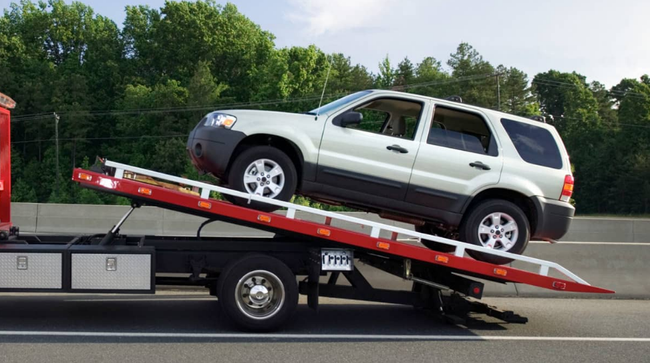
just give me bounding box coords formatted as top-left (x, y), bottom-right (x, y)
top-left (530, 115), bottom-right (546, 123)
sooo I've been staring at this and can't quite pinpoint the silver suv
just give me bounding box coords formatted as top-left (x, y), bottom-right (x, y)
top-left (187, 90), bottom-right (575, 264)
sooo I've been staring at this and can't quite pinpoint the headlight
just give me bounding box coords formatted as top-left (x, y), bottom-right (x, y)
top-left (204, 113), bottom-right (237, 129)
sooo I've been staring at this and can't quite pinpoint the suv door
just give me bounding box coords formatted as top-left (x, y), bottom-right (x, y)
top-left (317, 96), bottom-right (428, 201)
top-left (406, 104), bottom-right (503, 213)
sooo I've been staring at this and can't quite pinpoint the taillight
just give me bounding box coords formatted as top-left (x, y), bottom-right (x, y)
top-left (560, 175), bottom-right (574, 202)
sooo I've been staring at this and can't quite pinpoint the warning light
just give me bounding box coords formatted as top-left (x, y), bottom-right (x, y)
top-left (197, 201), bottom-right (212, 209)
top-left (493, 268), bottom-right (508, 277)
top-left (552, 281), bottom-right (567, 290)
top-left (257, 214), bottom-right (272, 223)
top-left (138, 187), bottom-right (152, 195)
top-left (0, 92), bottom-right (16, 110)
top-left (78, 173), bottom-right (93, 181)
top-left (376, 241), bottom-right (390, 250)
top-left (435, 255), bottom-right (449, 263)
top-left (317, 228), bottom-right (331, 237)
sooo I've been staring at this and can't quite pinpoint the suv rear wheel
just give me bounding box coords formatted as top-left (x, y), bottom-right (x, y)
top-left (226, 146), bottom-right (297, 212)
top-left (459, 199), bottom-right (530, 265)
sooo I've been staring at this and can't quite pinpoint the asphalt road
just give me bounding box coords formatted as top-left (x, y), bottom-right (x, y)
top-left (0, 292), bottom-right (647, 363)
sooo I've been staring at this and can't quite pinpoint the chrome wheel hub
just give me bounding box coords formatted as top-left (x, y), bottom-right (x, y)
top-left (477, 212), bottom-right (519, 252)
top-left (235, 270), bottom-right (285, 320)
top-left (243, 159), bottom-right (285, 198)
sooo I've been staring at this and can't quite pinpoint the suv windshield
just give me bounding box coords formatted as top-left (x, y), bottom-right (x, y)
top-left (307, 91), bottom-right (372, 115)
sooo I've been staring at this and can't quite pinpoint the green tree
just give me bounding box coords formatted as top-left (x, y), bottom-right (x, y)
top-left (447, 43), bottom-right (496, 107)
top-left (374, 55), bottom-right (395, 89)
top-left (497, 66), bottom-right (537, 116)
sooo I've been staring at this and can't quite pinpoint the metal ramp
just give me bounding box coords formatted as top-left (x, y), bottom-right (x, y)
top-left (72, 159), bottom-right (613, 294)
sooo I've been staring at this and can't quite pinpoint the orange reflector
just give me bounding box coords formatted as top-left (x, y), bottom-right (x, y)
top-left (222, 118), bottom-right (236, 128)
top-left (435, 255), bottom-right (449, 263)
top-left (376, 241), bottom-right (390, 250)
top-left (317, 228), bottom-right (331, 237)
top-left (552, 281), bottom-right (567, 290)
top-left (138, 187), bottom-right (152, 195)
top-left (78, 173), bottom-right (93, 181)
top-left (257, 214), bottom-right (272, 223)
top-left (198, 201), bottom-right (212, 209)
top-left (493, 268), bottom-right (508, 277)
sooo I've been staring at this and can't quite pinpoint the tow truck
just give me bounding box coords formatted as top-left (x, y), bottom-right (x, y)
top-left (0, 92), bottom-right (613, 331)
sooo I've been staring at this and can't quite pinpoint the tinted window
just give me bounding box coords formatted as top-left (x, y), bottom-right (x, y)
top-left (501, 118), bottom-right (563, 169)
top-left (427, 106), bottom-right (497, 156)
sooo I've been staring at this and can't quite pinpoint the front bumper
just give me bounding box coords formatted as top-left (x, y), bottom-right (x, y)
top-left (187, 126), bottom-right (246, 178)
top-left (531, 196), bottom-right (575, 240)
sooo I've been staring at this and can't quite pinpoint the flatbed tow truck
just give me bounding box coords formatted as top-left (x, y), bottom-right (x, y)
top-left (0, 93), bottom-right (613, 331)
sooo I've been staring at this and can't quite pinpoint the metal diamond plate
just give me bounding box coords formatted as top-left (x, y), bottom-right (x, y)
top-left (71, 254), bottom-right (151, 290)
top-left (0, 253), bottom-right (62, 289)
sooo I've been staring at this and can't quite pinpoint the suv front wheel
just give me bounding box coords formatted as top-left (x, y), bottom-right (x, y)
top-left (459, 199), bottom-right (530, 265)
top-left (226, 146), bottom-right (298, 212)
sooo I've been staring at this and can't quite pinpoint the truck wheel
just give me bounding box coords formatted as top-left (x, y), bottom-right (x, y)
top-left (226, 146), bottom-right (298, 212)
top-left (415, 223), bottom-right (456, 253)
top-left (217, 254), bottom-right (298, 332)
top-left (459, 199), bottom-right (530, 265)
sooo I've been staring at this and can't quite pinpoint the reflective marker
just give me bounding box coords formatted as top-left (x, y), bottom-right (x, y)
top-left (78, 173), bottom-right (93, 181)
top-left (197, 201), bottom-right (212, 209)
top-left (138, 187), bottom-right (152, 196)
top-left (376, 242), bottom-right (390, 250)
top-left (435, 255), bottom-right (449, 263)
top-left (493, 268), bottom-right (508, 277)
top-left (552, 281), bottom-right (567, 290)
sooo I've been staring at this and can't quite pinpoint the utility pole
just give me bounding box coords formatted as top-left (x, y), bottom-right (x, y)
top-left (496, 73), bottom-right (501, 111)
top-left (54, 112), bottom-right (60, 198)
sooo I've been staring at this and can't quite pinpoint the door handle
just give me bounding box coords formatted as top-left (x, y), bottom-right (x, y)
top-left (387, 145), bottom-right (408, 154)
top-left (469, 161), bottom-right (491, 170)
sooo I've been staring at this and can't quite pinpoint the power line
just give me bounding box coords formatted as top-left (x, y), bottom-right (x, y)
top-left (10, 134), bottom-right (186, 145)
top-left (10, 74), bottom-right (502, 123)
top-left (533, 78), bottom-right (649, 100)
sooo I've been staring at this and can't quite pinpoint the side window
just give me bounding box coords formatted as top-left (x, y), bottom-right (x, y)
top-left (501, 118), bottom-right (563, 169)
top-left (427, 106), bottom-right (497, 156)
top-left (349, 109), bottom-right (388, 133)
top-left (344, 98), bottom-right (423, 140)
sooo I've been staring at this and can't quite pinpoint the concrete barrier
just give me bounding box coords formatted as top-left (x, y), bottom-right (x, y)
top-left (8, 203), bottom-right (650, 298)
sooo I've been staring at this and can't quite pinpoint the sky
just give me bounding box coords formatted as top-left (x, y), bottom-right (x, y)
top-left (1, 0), bottom-right (649, 87)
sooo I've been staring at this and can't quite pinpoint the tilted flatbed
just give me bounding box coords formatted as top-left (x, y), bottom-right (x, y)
top-left (0, 100), bottom-right (613, 331)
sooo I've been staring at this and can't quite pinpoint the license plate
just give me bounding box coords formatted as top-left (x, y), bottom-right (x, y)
top-left (321, 249), bottom-right (353, 271)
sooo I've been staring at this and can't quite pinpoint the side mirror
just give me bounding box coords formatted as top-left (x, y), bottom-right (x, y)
top-left (334, 111), bottom-right (363, 127)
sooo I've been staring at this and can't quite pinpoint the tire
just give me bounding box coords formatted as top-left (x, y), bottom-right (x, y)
top-left (415, 223), bottom-right (456, 253)
top-left (226, 146), bottom-right (298, 212)
top-left (459, 199), bottom-right (530, 265)
top-left (217, 254), bottom-right (298, 332)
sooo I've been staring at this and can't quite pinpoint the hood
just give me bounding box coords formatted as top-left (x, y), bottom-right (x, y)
top-left (213, 109), bottom-right (317, 124)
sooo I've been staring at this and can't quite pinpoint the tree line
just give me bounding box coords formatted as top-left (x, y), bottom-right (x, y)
top-left (1, 0), bottom-right (649, 214)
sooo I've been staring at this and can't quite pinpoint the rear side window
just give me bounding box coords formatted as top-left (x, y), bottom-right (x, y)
top-left (501, 118), bottom-right (563, 169)
top-left (427, 106), bottom-right (498, 156)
